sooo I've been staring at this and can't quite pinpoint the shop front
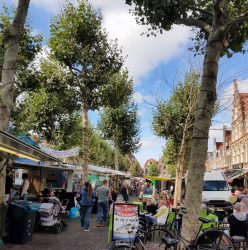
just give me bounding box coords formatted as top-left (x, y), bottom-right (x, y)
top-left (225, 168), bottom-right (248, 189)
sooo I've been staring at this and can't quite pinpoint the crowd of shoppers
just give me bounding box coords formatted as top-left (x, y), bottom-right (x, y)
top-left (226, 188), bottom-right (248, 240)
top-left (78, 179), bottom-right (133, 232)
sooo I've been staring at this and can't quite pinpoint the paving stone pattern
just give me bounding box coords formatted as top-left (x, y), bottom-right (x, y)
top-left (4, 216), bottom-right (110, 250)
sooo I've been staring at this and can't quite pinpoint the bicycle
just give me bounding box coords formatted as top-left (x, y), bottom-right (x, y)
top-left (159, 207), bottom-right (235, 250)
top-left (111, 215), bottom-right (172, 250)
top-left (111, 226), bottom-right (171, 250)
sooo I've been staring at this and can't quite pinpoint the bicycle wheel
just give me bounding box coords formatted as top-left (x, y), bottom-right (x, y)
top-left (214, 232), bottom-right (235, 250)
top-left (196, 230), bottom-right (235, 250)
top-left (144, 228), bottom-right (174, 250)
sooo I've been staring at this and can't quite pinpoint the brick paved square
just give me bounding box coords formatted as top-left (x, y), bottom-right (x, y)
top-left (3, 215), bottom-right (110, 250)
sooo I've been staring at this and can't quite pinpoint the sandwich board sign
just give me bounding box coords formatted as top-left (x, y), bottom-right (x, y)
top-left (112, 203), bottom-right (139, 241)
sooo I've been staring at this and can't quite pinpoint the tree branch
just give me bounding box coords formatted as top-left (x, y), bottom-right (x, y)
top-left (175, 18), bottom-right (211, 34)
top-left (187, 5), bottom-right (213, 17)
top-left (226, 13), bottom-right (248, 29)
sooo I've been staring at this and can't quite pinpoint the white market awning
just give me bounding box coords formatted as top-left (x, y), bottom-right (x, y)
top-left (73, 165), bottom-right (126, 176)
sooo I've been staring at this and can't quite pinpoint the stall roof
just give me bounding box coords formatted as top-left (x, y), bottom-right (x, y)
top-left (144, 176), bottom-right (175, 181)
top-left (225, 169), bottom-right (248, 180)
top-left (74, 165), bottom-right (126, 176)
top-left (0, 130), bottom-right (60, 162)
top-left (13, 161), bottom-right (75, 171)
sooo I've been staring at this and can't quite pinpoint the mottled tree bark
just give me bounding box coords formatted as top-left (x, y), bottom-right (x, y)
top-left (114, 127), bottom-right (120, 171)
top-left (181, 27), bottom-right (225, 241)
top-left (82, 103), bottom-right (89, 183)
top-left (0, 0), bottom-right (30, 239)
top-left (173, 131), bottom-right (186, 208)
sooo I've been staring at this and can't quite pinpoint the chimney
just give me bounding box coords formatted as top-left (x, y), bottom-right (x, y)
top-left (233, 79), bottom-right (238, 93)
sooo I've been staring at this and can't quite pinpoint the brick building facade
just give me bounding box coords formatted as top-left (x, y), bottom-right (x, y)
top-left (206, 80), bottom-right (248, 187)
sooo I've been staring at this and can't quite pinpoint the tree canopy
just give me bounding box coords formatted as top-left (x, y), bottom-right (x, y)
top-left (162, 139), bottom-right (179, 177)
top-left (152, 71), bottom-right (200, 143)
top-left (131, 160), bottom-right (143, 177)
top-left (125, 0), bottom-right (248, 240)
top-left (0, 4), bottom-right (42, 96)
top-left (11, 59), bottom-right (79, 141)
top-left (125, 0), bottom-right (248, 57)
top-left (98, 101), bottom-right (141, 155)
top-left (49, 0), bottom-right (123, 110)
top-left (148, 161), bottom-right (159, 176)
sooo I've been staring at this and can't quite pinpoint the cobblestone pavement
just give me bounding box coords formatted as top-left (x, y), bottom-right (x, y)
top-left (3, 215), bottom-right (110, 250)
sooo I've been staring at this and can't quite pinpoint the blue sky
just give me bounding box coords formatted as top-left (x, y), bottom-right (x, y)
top-left (5, 0), bottom-right (248, 166)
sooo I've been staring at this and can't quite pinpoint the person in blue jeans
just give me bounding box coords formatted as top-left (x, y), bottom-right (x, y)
top-left (96, 180), bottom-right (113, 226)
top-left (80, 182), bottom-right (95, 232)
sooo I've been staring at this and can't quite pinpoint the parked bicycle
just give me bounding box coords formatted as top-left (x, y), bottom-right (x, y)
top-left (160, 207), bottom-right (235, 250)
top-left (111, 214), bottom-right (171, 249)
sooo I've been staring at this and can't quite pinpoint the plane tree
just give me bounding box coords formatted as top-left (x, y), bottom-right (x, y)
top-left (152, 72), bottom-right (200, 207)
top-left (49, 1), bottom-right (123, 182)
top-left (0, 0), bottom-right (31, 240)
top-left (125, 0), bottom-right (248, 240)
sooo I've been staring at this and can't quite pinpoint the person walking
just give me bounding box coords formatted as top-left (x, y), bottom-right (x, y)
top-left (96, 180), bottom-right (113, 227)
top-left (121, 184), bottom-right (128, 203)
top-left (80, 182), bottom-right (95, 232)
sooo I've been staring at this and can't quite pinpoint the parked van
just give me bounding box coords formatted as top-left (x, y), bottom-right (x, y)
top-left (202, 171), bottom-right (230, 202)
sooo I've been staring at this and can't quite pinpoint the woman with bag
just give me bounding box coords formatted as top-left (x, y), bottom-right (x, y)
top-left (80, 182), bottom-right (95, 231)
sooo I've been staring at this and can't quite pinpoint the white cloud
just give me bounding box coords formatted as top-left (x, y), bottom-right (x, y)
top-left (96, 4), bottom-right (190, 82)
top-left (32, 46), bottom-right (50, 66)
top-left (133, 92), bottom-right (144, 104)
top-left (133, 91), bottom-right (154, 105)
top-left (28, 0), bottom-right (190, 83)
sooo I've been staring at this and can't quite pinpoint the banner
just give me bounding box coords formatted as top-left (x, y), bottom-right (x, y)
top-left (112, 203), bottom-right (139, 241)
top-left (38, 144), bottom-right (80, 158)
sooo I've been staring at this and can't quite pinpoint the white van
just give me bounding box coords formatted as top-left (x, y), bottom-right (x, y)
top-left (202, 171), bottom-right (230, 202)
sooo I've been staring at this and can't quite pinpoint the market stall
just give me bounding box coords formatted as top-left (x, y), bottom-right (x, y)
top-left (12, 159), bottom-right (75, 197)
top-left (73, 165), bottom-right (126, 189)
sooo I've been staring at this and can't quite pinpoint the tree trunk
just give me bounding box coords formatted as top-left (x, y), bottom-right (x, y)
top-left (173, 128), bottom-right (187, 208)
top-left (114, 133), bottom-right (119, 171)
top-left (0, 0), bottom-right (30, 240)
top-left (0, 159), bottom-right (7, 239)
top-left (82, 103), bottom-right (89, 183)
top-left (181, 28), bottom-right (225, 241)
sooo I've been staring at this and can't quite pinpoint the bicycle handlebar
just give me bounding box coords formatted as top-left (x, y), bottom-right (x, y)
top-left (172, 207), bottom-right (187, 214)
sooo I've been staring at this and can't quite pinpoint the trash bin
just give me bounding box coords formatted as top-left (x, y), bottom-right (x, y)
top-left (7, 200), bottom-right (40, 244)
